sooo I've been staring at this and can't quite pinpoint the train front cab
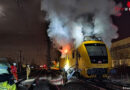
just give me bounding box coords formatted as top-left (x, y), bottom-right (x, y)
top-left (78, 40), bottom-right (112, 79)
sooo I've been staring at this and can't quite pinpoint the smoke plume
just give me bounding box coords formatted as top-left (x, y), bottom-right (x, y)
top-left (41, 0), bottom-right (121, 50)
top-left (0, 6), bottom-right (5, 17)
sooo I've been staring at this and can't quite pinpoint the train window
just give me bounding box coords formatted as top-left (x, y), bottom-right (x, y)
top-left (85, 44), bottom-right (107, 56)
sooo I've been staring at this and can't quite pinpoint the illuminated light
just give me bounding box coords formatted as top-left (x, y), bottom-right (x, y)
top-left (127, 1), bottom-right (130, 8)
top-left (40, 65), bottom-right (43, 68)
top-left (125, 8), bottom-right (128, 11)
top-left (64, 58), bottom-right (69, 71)
top-left (114, 6), bottom-right (130, 12)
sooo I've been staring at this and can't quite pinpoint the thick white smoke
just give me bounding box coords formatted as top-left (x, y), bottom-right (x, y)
top-left (41, 0), bottom-right (121, 50)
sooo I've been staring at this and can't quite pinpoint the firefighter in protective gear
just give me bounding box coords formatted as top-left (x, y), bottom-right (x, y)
top-left (11, 63), bottom-right (18, 81)
top-left (0, 81), bottom-right (16, 90)
top-left (43, 64), bottom-right (48, 70)
top-left (26, 65), bottom-right (31, 80)
top-left (0, 63), bottom-right (16, 90)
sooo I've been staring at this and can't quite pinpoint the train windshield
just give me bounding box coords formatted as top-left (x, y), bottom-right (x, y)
top-left (85, 44), bottom-right (107, 56)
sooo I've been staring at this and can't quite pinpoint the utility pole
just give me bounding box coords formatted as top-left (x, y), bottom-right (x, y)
top-left (19, 50), bottom-right (22, 72)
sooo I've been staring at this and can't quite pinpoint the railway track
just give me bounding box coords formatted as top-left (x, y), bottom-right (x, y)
top-left (81, 78), bottom-right (130, 90)
top-left (18, 70), bottom-right (130, 90)
top-left (85, 79), bottom-right (108, 90)
top-left (105, 80), bottom-right (130, 90)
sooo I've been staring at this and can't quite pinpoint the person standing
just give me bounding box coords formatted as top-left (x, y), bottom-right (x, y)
top-left (26, 65), bottom-right (31, 80)
top-left (11, 63), bottom-right (18, 81)
top-left (0, 62), bottom-right (16, 90)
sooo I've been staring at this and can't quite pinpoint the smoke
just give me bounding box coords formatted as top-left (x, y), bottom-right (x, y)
top-left (0, 6), bottom-right (5, 17)
top-left (41, 0), bottom-right (121, 50)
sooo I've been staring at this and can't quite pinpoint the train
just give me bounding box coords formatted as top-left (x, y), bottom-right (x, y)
top-left (59, 36), bottom-right (112, 79)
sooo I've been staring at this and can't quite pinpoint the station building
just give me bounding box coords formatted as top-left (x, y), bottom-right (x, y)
top-left (110, 37), bottom-right (130, 67)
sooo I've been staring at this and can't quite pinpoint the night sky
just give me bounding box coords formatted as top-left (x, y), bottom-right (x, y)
top-left (113, 12), bottom-right (130, 41)
top-left (0, 0), bottom-right (129, 64)
top-left (113, 0), bottom-right (130, 41)
top-left (0, 0), bottom-right (45, 64)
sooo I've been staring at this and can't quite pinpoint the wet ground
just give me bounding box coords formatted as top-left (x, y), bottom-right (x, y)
top-left (17, 69), bottom-right (93, 90)
top-left (18, 80), bottom-right (93, 90)
top-left (17, 68), bottom-right (130, 90)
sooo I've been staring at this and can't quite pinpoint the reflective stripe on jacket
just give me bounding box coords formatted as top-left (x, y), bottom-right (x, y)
top-left (0, 81), bottom-right (16, 90)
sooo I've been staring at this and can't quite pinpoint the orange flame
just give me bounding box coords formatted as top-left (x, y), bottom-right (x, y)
top-left (64, 49), bottom-right (68, 54)
top-left (60, 45), bottom-right (71, 54)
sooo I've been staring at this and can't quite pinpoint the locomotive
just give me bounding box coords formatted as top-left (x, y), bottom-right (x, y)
top-left (59, 36), bottom-right (112, 79)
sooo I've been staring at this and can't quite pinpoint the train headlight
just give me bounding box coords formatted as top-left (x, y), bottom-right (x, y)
top-left (64, 64), bottom-right (69, 71)
top-left (64, 59), bottom-right (69, 71)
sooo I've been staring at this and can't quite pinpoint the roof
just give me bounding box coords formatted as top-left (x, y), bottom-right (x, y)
top-left (111, 37), bottom-right (130, 48)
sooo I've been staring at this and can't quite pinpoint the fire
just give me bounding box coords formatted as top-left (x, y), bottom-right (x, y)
top-left (60, 45), bottom-right (71, 54)
top-left (64, 49), bottom-right (68, 54)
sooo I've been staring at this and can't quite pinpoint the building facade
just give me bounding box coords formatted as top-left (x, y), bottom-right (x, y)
top-left (111, 37), bottom-right (130, 67)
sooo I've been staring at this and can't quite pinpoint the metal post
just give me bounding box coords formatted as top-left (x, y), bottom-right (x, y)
top-left (19, 50), bottom-right (22, 72)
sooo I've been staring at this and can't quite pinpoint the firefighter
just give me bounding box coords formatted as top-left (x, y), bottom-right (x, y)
top-left (0, 63), bottom-right (16, 90)
top-left (43, 64), bottom-right (48, 70)
top-left (11, 63), bottom-right (18, 81)
top-left (26, 65), bottom-right (31, 80)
